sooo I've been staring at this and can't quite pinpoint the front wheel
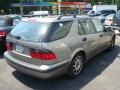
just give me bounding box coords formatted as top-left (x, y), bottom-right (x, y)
top-left (66, 53), bottom-right (84, 78)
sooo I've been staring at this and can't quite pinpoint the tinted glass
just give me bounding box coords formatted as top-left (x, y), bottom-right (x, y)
top-left (11, 22), bottom-right (50, 42)
top-left (101, 10), bottom-right (116, 14)
top-left (92, 19), bottom-right (104, 33)
top-left (80, 19), bottom-right (96, 34)
top-left (48, 21), bottom-right (72, 41)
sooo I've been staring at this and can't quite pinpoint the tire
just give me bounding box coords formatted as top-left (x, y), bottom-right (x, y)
top-left (108, 37), bottom-right (115, 50)
top-left (66, 53), bottom-right (84, 78)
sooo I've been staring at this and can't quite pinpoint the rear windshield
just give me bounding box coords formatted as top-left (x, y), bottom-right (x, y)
top-left (10, 22), bottom-right (50, 42)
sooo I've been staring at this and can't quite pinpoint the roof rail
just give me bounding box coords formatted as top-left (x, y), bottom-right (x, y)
top-left (57, 14), bottom-right (82, 20)
top-left (57, 15), bottom-right (63, 20)
top-left (22, 14), bottom-right (49, 17)
top-left (57, 14), bottom-right (75, 20)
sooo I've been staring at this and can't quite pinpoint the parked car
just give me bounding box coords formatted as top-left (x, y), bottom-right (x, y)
top-left (4, 15), bottom-right (115, 79)
top-left (94, 10), bottom-right (116, 23)
top-left (104, 14), bottom-right (120, 35)
top-left (93, 5), bottom-right (117, 14)
top-left (88, 9), bottom-right (116, 17)
top-left (104, 14), bottom-right (115, 26)
top-left (13, 13), bottom-right (49, 26)
top-left (95, 14), bottom-right (108, 23)
top-left (112, 10), bottom-right (120, 28)
top-left (98, 10), bottom-right (116, 15)
top-left (28, 11), bottom-right (49, 15)
top-left (0, 15), bottom-right (21, 51)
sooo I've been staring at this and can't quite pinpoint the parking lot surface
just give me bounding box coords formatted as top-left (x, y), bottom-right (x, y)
top-left (0, 37), bottom-right (120, 90)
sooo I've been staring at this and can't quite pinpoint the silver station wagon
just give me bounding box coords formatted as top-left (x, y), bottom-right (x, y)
top-left (4, 15), bottom-right (115, 79)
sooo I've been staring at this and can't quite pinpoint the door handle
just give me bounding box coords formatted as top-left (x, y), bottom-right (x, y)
top-left (82, 37), bottom-right (87, 41)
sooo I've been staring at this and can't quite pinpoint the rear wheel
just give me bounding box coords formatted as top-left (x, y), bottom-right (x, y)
top-left (66, 53), bottom-right (84, 78)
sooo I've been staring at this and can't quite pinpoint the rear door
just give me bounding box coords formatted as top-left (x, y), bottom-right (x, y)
top-left (77, 19), bottom-right (100, 58)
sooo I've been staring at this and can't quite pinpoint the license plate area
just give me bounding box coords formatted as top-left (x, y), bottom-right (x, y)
top-left (14, 44), bottom-right (30, 55)
top-left (16, 45), bottom-right (24, 53)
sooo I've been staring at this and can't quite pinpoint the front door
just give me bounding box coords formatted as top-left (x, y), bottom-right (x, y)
top-left (91, 18), bottom-right (111, 49)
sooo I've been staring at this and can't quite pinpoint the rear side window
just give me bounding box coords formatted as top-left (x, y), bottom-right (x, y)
top-left (80, 19), bottom-right (96, 34)
top-left (47, 21), bottom-right (72, 41)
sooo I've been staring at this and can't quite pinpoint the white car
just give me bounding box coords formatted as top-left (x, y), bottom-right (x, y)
top-left (104, 14), bottom-right (115, 26)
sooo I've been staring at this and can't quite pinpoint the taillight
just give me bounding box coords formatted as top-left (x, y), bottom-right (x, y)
top-left (30, 49), bottom-right (56, 60)
top-left (6, 43), bottom-right (12, 51)
top-left (0, 31), bottom-right (6, 37)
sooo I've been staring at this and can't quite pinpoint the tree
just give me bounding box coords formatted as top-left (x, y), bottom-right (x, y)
top-left (0, 0), bottom-right (10, 13)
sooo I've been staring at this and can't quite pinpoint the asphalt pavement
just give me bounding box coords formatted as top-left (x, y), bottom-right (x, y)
top-left (0, 37), bottom-right (120, 90)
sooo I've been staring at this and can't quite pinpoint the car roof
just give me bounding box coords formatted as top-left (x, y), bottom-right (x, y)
top-left (22, 14), bottom-right (90, 23)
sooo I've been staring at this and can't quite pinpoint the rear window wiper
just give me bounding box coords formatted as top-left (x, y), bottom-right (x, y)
top-left (13, 35), bottom-right (21, 40)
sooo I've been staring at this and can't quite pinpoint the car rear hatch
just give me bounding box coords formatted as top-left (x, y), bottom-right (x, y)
top-left (6, 21), bottom-right (50, 66)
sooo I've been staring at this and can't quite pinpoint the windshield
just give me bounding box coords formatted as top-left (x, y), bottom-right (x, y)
top-left (100, 10), bottom-right (116, 15)
top-left (11, 22), bottom-right (50, 42)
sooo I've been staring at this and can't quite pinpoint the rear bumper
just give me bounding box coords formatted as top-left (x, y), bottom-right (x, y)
top-left (4, 51), bottom-right (70, 79)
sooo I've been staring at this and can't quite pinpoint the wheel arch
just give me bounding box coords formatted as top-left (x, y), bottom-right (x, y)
top-left (71, 49), bottom-right (86, 63)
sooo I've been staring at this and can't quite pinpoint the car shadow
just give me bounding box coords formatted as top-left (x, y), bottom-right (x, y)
top-left (12, 45), bottom-right (120, 90)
